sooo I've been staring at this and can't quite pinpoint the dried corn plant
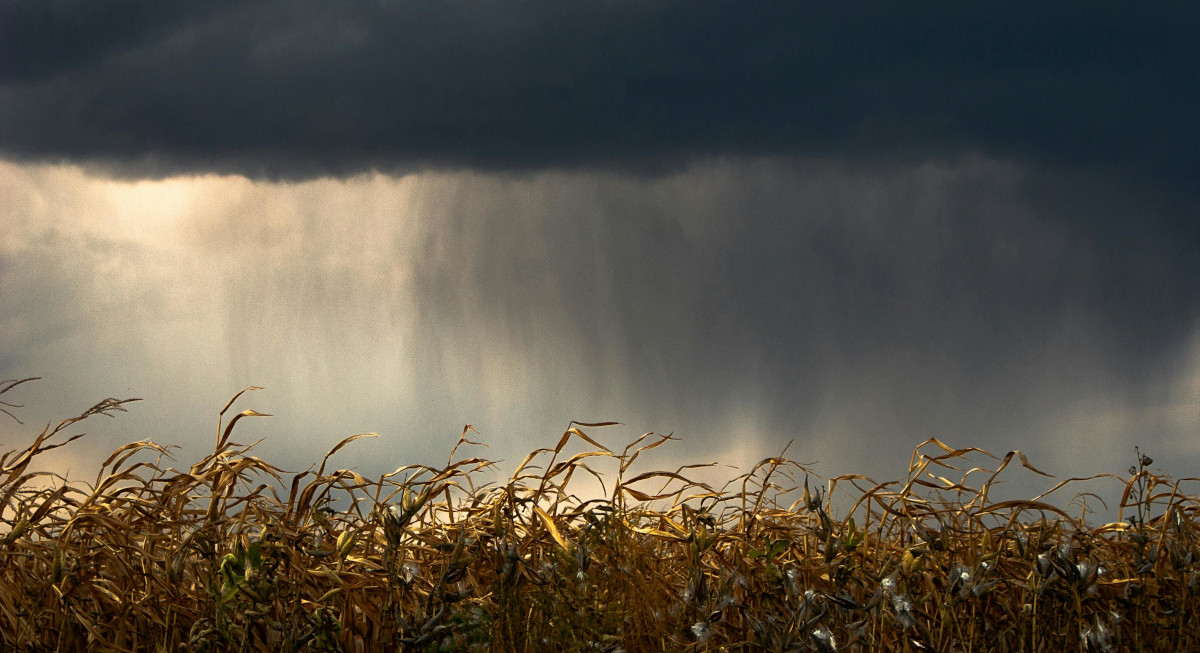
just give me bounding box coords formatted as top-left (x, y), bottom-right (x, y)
top-left (0, 377), bottom-right (1196, 652)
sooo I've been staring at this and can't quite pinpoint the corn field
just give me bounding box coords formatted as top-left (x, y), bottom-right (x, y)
top-left (1, 377), bottom-right (1197, 652)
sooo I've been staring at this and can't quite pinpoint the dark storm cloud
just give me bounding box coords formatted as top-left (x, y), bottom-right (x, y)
top-left (400, 160), bottom-right (1200, 480)
top-left (0, 1), bottom-right (238, 85)
top-left (1, 1), bottom-right (1198, 183)
top-left (2, 1), bottom-right (1199, 506)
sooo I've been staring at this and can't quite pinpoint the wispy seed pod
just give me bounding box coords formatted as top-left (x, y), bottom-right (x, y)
top-left (1123, 580), bottom-right (1142, 599)
top-left (689, 620), bottom-right (712, 645)
top-left (948, 564), bottom-right (972, 596)
top-left (715, 588), bottom-right (737, 612)
top-left (881, 575), bottom-right (898, 597)
top-left (811, 625), bottom-right (836, 653)
top-left (1055, 542), bottom-right (1073, 565)
top-left (804, 588), bottom-right (819, 605)
top-left (680, 582), bottom-right (694, 603)
top-left (1078, 626), bottom-right (1093, 650)
top-left (401, 561), bottom-right (420, 584)
top-left (890, 593), bottom-right (915, 629)
top-left (1081, 612), bottom-right (1117, 653)
top-left (803, 476), bottom-right (823, 512)
top-left (381, 505), bottom-right (407, 547)
top-left (972, 578), bottom-right (999, 597)
top-left (1075, 561), bottom-right (1100, 593)
top-left (785, 568), bottom-right (801, 597)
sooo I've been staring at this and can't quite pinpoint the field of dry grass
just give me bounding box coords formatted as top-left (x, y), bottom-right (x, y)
top-left (1, 377), bottom-right (1197, 652)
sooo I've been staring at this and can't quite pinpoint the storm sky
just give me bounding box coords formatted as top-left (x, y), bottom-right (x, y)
top-left (2, 2), bottom-right (1198, 506)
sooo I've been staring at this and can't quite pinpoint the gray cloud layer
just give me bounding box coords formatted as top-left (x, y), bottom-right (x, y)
top-left (2, 160), bottom-right (1197, 495)
top-left (2, 4), bottom-right (1199, 507)
top-left (2, 2), bottom-right (1198, 185)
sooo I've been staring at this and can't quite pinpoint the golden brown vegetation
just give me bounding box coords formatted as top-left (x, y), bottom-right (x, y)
top-left (1, 378), bottom-right (1197, 652)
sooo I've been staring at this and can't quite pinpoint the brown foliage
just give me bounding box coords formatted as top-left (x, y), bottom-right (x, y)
top-left (1, 379), bottom-right (1197, 651)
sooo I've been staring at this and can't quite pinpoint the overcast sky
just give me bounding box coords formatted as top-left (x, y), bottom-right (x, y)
top-left (2, 2), bottom-right (1198, 509)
